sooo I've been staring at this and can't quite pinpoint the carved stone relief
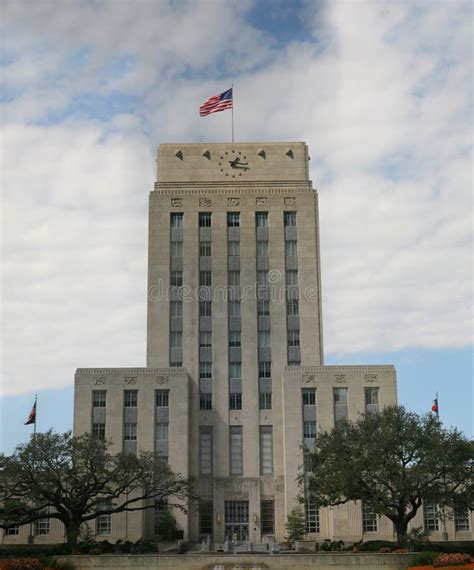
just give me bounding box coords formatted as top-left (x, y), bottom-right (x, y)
top-left (124, 376), bottom-right (137, 385)
top-left (227, 197), bottom-right (240, 206)
top-left (199, 197), bottom-right (212, 207)
top-left (365, 374), bottom-right (377, 383)
top-left (284, 197), bottom-right (296, 206)
top-left (93, 376), bottom-right (106, 385)
top-left (256, 197), bottom-right (267, 206)
top-left (302, 373), bottom-right (315, 384)
top-left (156, 375), bottom-right (169, 384)
top-left (334, 374), bottom-right (346, 384)
top-left (170, 198), bottom-right (183, 207)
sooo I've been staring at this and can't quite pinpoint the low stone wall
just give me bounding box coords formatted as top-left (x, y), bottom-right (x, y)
top-left (56, 552), bottom-right (416, 570)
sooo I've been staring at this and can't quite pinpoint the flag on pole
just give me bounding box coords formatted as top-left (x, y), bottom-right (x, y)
top-left (199, 88), bottom-right (233, 117)
top-left (24, 400), bottom-right (36, 425)
top-left (431, 397), bottom-right (439, 414)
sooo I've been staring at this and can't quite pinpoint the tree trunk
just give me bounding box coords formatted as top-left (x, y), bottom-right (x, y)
top-left (65, 520), bottom-right (81, 549)
top-left (394, 520), bottom-right (407, 546)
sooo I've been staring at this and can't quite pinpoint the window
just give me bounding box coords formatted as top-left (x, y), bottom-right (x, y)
top-left (96, 510), bottom-right (111, 536)
top-left (35, 515), bottom-right (50, 535)
top-left (334, 388), bottom-right (348, 425)
top-left (302, 388), bottom-right (316, 406)
top-left (258, 362), bottom-right (271, 379)
top-left (155, 423), bottom-right (168, 440)
top-left (155, 390), bottom-right (169, 407)
top-left (228, 271), bottom-right (240, 286)
top-left (284, 211), bottom-right (297, 226)
top-left (227, 212), bottom-right (240, 227)
top-left (170, 301), bottom-right (182, 317)
top-left (229, 392), bottom-right (242, 410)
top-left (228, 240), bottom-right (240, 256)
top-left (154, 500), bottom-right (168, 535)
top-left (199, 428), bottom-right (213, 475)
top-left (287, 299), bottom-right (299, 316)
top-left (199, 212), bottom-right (212, 227)
top-left (124, 390), bottom-right (137, 407)
top-left (257, 241), bottom-right (268, 257)
top-left (200, 271), bottom-right (212, 286)
top-left (92, 423), bottom-right (105, 440)
top-left (257, 300), bottom-right (270, 316)
top-left (199, 331), bottom-right (212, 347)
top-left (260, 426), bottom-right (273, 475)
top-left (171, 241), bottom-right (182, 257)
top-left (200, 300), bottom-right (212, 316)
top-left (200, 393), bottom-right (212, 410)
top-left (257, 270), bottom-right (268, 286)
top-left (305, 502), bottom-right (319, 533)
top-left (303, 421), bottom-right (316, 439)
top-left (259, 393), bottom-right (272, 410)
top-left (288, 330), bottom-right (300, 347)
top-left (424, 503), bottom-right (439, 532)
top-left (229, 362), bottom-right (241, 379)
top-left (199, 501), bottom-right (213, 537)
top-left (200, 363), bottom-right (212, 379)
top-left (228, 300), bottom-right (241, 317)
top-left (200, 241), bottom-right (211, 257)
top-left (170, 213), bottom-right (183, 227)
top-left (170, 331), bottom-right (182, 348)
top-left (455, 507), bottom-right (470, 531)
top-left (258, 330), bottom-right (271, 347)
top-left (229, 331), bottom-right (241, 347)
top-left (5, 526), bottom-right (19, 535)
top-left (286, 270), bottom-right (298, 286)
top-left (123, 423), bottom-right (137, 441)
top-left (229, 426), bottom-right (243, 475)
top-left (260, 500), bottom-right (274, 534)
top-left (170, 271), bottom-right (182, 286)
top-left (256, 212), bottom-right (268, 227)
top-left (92, 391), bottom-right (106, 407)
top-left (285, 240), bottom-right (298, 256)
top-left (362, 502), bottom-right (377, 532)
top-left (365, 387), bottom-right (379, 414)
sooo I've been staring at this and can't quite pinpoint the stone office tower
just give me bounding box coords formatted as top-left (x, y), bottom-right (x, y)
top-left (72, 141), bottom-right (399, 544)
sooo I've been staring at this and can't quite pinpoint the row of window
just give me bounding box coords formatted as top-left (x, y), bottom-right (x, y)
top-left (6, 502), bottom-right (469, 539)
top-left (228, 221), bottom-right (241, 411)
top-left (170, 211), bottom-right (296, 228)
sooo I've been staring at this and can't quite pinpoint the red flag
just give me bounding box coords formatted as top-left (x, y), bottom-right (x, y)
top-left (24, 401), bottom-right (36, 425)
top-left (431, 398), bottom-right (438, 413)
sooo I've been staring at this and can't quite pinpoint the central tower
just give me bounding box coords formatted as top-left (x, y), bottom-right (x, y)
top-left (147, 142), bottom-right (324, 541)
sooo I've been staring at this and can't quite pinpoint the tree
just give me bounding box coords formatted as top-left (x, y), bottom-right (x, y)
top-left (302, 406), bottom-right (473, 544)
top-left (0, 431), bottom-right (190, 548)
top-left (285, 506), bottom-right (306, 543)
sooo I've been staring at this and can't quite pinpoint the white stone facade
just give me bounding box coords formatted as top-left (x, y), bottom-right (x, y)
top-left (3, 142), bottom-right (472, 545)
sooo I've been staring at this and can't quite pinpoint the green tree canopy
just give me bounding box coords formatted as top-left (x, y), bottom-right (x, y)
top-left (0, 431), bottom-right (190, 547)
top-left (302, 406), bottom-right (473, 544)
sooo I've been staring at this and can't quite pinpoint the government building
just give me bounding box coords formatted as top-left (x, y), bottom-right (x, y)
top-left (3, 142), bottom-right (472, 545)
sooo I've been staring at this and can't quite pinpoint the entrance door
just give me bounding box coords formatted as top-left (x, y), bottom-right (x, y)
top-left (225, 501), bottom-right (249, 542)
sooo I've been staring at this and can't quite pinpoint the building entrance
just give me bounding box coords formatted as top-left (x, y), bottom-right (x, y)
top-left (225, 501), bottom-right (249, 542)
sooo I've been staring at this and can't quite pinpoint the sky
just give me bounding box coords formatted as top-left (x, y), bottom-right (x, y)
top-left (1, 0), bottom-right (472, 454)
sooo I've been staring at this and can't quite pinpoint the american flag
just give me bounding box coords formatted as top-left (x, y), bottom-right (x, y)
top-left (24, 400), bottom-right (36, 425)
top-left (199, 88), bottom-right (233, 117)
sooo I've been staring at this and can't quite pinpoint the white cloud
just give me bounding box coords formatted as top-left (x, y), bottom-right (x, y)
top-left (1, 0), bottom-right (472, 397)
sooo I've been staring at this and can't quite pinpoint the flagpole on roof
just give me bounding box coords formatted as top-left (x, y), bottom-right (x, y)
top-left (231, 83), bottom-right (234, 143)
top-left (34, 394), bottom-right (37, 439)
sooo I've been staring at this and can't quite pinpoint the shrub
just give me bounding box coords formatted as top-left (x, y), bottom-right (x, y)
top-left (357, 540), bottom-right (396, 552)
top-left (404, 527), bottom-right (430, 551)
top-left (433, 552), bottom-right (472, 567)
top-left (379, 547), bottom-right (393, 553)
top-left (285, 506), bottom-right (306, 543)
top-left (410, 551), bottom-right (440, 566)
top-left (320, 540), bottom-right (345, 552)
top-left (4, 560), bottom-right (42, 570)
